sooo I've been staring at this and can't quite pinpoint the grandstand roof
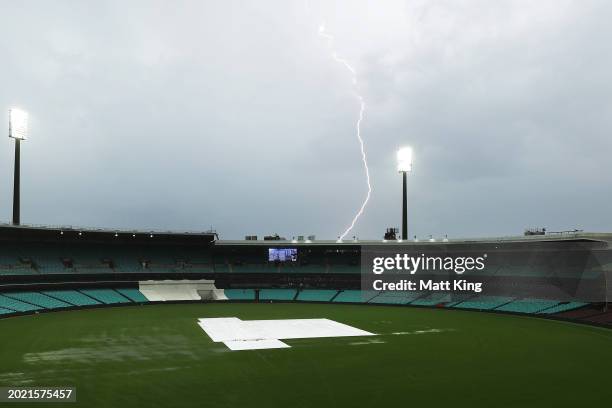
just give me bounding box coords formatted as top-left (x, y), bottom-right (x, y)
top-left (216, 232), bottom-right (612, 247)
top-left (0, 223), bottom-right (217, 245)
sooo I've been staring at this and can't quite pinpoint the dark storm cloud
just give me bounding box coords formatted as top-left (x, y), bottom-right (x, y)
top-left (0, 0), bottom-right (610, 239)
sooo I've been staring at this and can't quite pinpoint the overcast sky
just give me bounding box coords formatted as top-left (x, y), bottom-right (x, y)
top-left (0, 0), bottom-right (611, 240)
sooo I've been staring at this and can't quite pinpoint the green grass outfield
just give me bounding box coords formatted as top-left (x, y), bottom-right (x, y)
top-left (0, 302), bottom-right (610, 407)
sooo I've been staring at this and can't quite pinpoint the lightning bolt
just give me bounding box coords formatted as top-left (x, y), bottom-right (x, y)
top-left (318, 24), bottom-right (371, 241)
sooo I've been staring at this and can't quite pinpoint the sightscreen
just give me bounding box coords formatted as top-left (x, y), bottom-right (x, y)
top-left (269, 248), bottom-right (298, 262)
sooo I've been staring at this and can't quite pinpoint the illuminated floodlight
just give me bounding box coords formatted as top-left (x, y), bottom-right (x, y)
top-left (397, 147), bottom-right (412, 173)
top-left (9, 108), bottom-right (28, 140)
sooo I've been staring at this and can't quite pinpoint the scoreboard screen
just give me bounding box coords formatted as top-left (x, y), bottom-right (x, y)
top-left (268, 248), bottom-right (298, 262)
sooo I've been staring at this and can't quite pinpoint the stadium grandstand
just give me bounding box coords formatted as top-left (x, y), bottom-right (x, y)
top-left (0, 224), bottom-right (610, 326)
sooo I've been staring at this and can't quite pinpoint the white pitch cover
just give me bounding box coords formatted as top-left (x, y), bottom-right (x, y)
top-left (198, 317), bottom-right (375, 351)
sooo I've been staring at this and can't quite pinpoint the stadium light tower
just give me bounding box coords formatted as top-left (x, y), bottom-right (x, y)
top-left (9, 108), bottom-right (28, 225)
top-left (397, 147), bottom-right (413, 239)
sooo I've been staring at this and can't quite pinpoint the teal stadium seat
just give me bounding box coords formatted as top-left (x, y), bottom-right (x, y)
top-left (333, 290), bottom-right (377, 303)
top-left (259, 289), bottom-right (296, 301)
top-left (296, 290), bottom-right (338, 302)
top-left (0, 295), bottom-right (43, 312)
top-left (444, 294), bottom-right (477, 307)
top-left (4, 292), bottom-right (71, 309)
top-left (410, 293), bottom-right (451, 306)
top-left (0, 248), bottom-right (38, 275)
top-left (496, 298), bottom-right (561, 314)
top-left (42, 290), bottom-right (101, 306)
top-left (0, 265), bottom-right (37, 275)
top-left (0, 307), bottom-right (14, 315)
top-left (113, 251), bottom-right (144, 272)
top-left (35, 253), bottom-right (69, 274)
top-left (214, 263), bottom-right (230, 273)
top-left (538, 301), bottom-right (588, 314)
top-left (183, 263), bottom-right (213, 273)
top-left (0, 289), bottom-right (149, 313)
top-left (452, 296), bottom-right (514, 310)
top-left (79, 289), bottom-right (130, 304)
top-left (369, 291), bottom-right (423, 305)
top-left (116, 288), bottom-right (149, 302)
top-left (224, 289), bottom-right (255, 300)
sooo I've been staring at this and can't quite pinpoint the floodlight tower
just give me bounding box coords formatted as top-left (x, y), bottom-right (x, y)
top-left (397, 147), bottom-right (413, 240)
top-left (8, 108), bottom-right (28, 225)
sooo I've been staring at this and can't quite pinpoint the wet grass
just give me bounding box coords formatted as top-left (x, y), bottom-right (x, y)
top-left (0, 303), bottom-right (610, 407)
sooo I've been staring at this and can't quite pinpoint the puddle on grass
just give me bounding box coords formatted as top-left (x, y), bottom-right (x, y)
top-left (23, 334), bottom-right (199, 364)
top-left (348, 339), bottom-right (386, 346)
top-left (120, 366), bottom-right (184, 376)
top-left (390, 328), bottom-right (455, 335)
top-left (0, 368), bottom-right (93, 386)
top-left (0, 372), bottom-right (30, 385)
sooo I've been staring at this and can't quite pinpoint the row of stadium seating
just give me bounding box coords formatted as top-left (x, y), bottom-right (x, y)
top-left (0, 288), bottom-right (149, 316)
top-left (215, 262), bottom-right (359, 274)
top-left (452, 296), bottom-right (513, 310)
top-left (226, 289), bottom-right (339, 302)
top-left (259, 289), bottom-right (296, 301)
top-left (1, 246), bottom-right (604, 278)
top-left (224, 289), bottom-right (256, 300)
top-left (369, 291), bottom-right (422, 304)
top-left (0, 260), bottom-right (362, 275)
top-left (333, 290), bottom-right (377, 303)
top-left (0, 244), bottom-right (214, 275)
top-left (0, 287), bottom-right (589, 319)
top-left (225, 289), bottom-right (588, 316)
